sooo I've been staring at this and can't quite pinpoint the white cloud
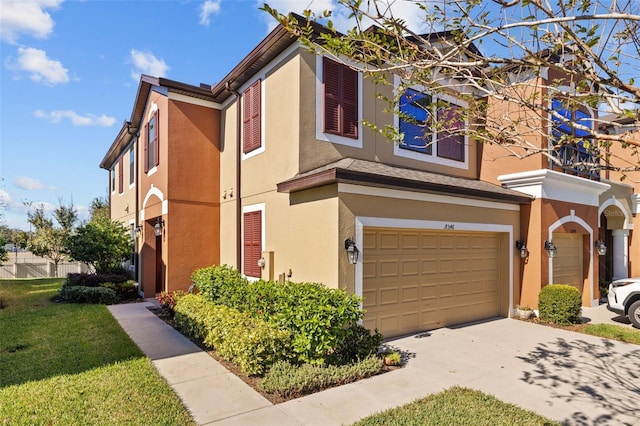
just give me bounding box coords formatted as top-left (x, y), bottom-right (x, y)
top-left (15, 47), bottom-right (69, 85)
top-left (14, 176), bottom-right (55, 191)
top-left (129, 49), bottom-right (170, 81)
top-left (34, 109), bottom-right (116, 127)
top-left (0, 189), bottom-right (11, 205)
top-left (199, 0), bottom-right (221, 26)
top-left (259, 0), bottom-right (427, 34)
top-left (0, 0), bottom-right (63, 44)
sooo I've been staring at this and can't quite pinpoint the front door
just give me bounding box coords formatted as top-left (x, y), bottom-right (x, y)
top-left (155, 233), bottom-right (164, 293)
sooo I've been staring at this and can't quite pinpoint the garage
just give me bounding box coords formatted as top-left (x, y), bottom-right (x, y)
top-left (551, 233), bottom-right (584, 292)
top-left (362, 227), bottom-right (502, 338)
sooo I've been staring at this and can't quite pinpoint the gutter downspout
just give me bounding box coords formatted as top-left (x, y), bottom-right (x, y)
top-left (225, 81), bottom-right (243, 271)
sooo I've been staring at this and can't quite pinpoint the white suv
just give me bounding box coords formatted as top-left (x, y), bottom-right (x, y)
top-left (607, 277), bottom-right (640, 328)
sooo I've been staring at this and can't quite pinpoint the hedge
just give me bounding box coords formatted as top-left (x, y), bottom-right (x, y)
top-left (173, 294), bottom-right (291, 375)
top-left (60, 285), bottom-right (118, 305)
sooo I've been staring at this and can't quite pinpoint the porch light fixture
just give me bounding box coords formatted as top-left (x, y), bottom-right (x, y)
top-left (515, 240), bottom-right (528, 259)
top-left (595, 239), bottom-right (607, 256)
top-left (154, 218), bottom-right (165, 237)
top-left (344, 238), bottom-right (359, 264)
top-left (544, 240), bottom-right (557, 258)
top-left (134, 225), bottom-right (143, 238)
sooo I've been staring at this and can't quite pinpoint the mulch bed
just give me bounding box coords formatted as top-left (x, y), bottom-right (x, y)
top-left (146, 305), bottom-right (399, 404)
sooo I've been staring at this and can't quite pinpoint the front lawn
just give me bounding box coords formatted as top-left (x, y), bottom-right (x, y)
top-left (352, 386), bottom-right (559, 426)
top-left (0, 278), bottom-right (194, 425)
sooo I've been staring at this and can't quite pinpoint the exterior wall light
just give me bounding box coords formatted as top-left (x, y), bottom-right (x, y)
top-left (544, 240), bottom-right (557, 258)
top-left (134, 225), bottom-right (143, 238)
top-left (515, 240), bottom-right (528, 259)
top-left (344, 238), bottom-right (359, 264)
top-left (154, 218), bottom-right (165, 237)
top-left (595, 239), bottom-right (607, 256)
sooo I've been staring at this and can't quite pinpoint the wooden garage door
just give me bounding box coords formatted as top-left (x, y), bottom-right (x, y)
top-left (362, 227), bottom-right (501, 338)
top-left (552, 234), bottom-right (583, 292)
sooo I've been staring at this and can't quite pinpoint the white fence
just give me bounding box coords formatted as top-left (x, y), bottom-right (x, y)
top-left (0, 252), bottom-right (89, 279)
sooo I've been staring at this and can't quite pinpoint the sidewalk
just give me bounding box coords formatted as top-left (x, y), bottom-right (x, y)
top-left (108, 301), bottom-right (640, 426)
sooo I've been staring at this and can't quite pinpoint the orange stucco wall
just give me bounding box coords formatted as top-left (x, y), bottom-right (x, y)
top-left (519, 197), bottom-right (600, 308)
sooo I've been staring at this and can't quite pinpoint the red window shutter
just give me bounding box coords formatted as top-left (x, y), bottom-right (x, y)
top-left (243, 80), bottom-right (261, 154)
top-left (323, 57), bottom-right (341, 135)
top-left (143, 121), bottom-right (149, 173)
top-left (153, 110), bottom-right (160, 167)
top-left (341, 66), bottom-right (358, 138)
top-left (118, 156), bottom-right (124, 193)
top-left (323, 57), bottom-right (358, 139)
top-left (243, 211), bottom-right (262, 278)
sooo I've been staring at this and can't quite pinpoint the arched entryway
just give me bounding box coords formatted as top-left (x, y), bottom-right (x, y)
top-left (599, 202), bottom-right (631, 280)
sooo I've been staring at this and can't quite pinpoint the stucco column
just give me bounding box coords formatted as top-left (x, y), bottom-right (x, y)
top-left (612, 229), bottom-right (629, 280)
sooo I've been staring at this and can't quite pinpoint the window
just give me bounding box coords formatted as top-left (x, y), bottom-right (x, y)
top-left (550, 98), bottom-right (597, 178)
top-left (144, 110), bottom-right (159, 172)
top-left (111, 166), bottom-right (115, 193)
top-left (118, 156), bottom-right (124, 194)
top-left (129, 145), bottom-right (135, 185)
top-left (323, 57), bottom-right (358, 139)
top-left (243, 210), bottom-right (262, 278)
top-left (397, 88), bottom-right (466, 164)
top-left (243, 79), bottom-right (262, 154)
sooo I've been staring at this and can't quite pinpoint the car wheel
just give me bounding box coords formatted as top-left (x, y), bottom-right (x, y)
top-left (629, 300), bottom-right (640, 329)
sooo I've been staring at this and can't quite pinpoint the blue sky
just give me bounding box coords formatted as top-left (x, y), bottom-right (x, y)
top-left (0, 0), bottom-right (428, 231)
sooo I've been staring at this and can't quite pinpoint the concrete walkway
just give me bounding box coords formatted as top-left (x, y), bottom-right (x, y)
top-left (108, 302), bottom-right (640, 426)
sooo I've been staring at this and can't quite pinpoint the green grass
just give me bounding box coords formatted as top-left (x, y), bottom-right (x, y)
top-left (0, 278), bottom-right (195, 425)
top-left (582, 323), bottom-right (640, 344)
top-left (352, 387), bottom-right (558, 426)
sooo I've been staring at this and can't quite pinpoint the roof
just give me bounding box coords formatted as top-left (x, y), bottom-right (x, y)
top-left (277, 158), bottom-right (533, 204)
top-left (99, 75), bottom-right (217, 170)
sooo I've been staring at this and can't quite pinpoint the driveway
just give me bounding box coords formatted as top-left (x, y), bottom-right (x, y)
top-left (263, 319), bottom-right (640, 426)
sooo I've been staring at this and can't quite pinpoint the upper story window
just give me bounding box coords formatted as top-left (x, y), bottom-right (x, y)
top-left (395, 85), bottom-right (468, 168)
top-left (316, 56), bottom-right (363, 148)
top-left (243, 79), bottom-right (262, 154)
top-left (144, 110), bottom-right (159, 173)
top-left (129, 145), bottom-right (135, 185)
top-left (550, 98), bottom-right (598, 179)
top-left (110, 166), bottom-right (115, 193)
top-left (118, 156), bottom-right (124, 194)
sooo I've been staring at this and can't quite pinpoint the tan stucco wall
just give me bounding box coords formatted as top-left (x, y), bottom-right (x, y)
top-left (296, 50), bottom-right (479, 179)
top-left (109, 140), bottom-right (137, 229)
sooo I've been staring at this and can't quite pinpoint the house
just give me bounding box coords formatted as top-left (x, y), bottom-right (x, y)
top-left (100, 75), bottom-right (220, 296)
top-left (101, 18), bottom-right (638, 339)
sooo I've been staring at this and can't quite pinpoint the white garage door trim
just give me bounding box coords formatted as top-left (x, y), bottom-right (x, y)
top-left (355, 216), bottom-right (514, 318)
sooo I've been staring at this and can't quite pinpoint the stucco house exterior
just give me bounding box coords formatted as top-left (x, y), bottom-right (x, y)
top-left (100, 75), bottom-right (220, 296)
top-left (101, 19), bottom-right (639, 339)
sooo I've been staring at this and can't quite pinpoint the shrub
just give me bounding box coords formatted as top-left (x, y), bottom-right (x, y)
top-left (329, 325), bottom-right (383, 365)
top-left (190, 265), bottom-right (378, 365)
top-left (538, 284), bottom-right (582, 325)
top-left (174, 294), bottom-right (291, 375)
top-left (64, 273), bottom-right (129, 288)
top-left (257, 356), bottom-right (383, 397)
top-left (156, 290), bottom-right (187, 312)
top-left (191, 264), bottom-right (247, 303)
top-left (60, 285), bottom-right (118, 305)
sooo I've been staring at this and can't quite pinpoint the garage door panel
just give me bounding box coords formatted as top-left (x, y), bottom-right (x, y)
top-left (364, 227), bottom-right (502, 338)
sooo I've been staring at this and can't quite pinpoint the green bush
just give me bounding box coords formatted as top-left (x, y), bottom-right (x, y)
top-left (174, 294), bottom-right (291, 375)
top-left (60, 285), bottom-right (118, 305)
top-left (538, 284), bottom-right (582, 325)
top-left (257, 356), bottom-right (383, 397)
top-left (191, 264), bottom-right (247, 303)
top-left (191, 265), bottom-right (379, 365)
top-left (64, 273), bottom-right (129, 288)
top-left (329, 324), bottom-right (383, 365)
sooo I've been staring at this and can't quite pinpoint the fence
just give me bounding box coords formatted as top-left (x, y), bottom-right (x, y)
top-left (0, 252), bottom-right (89, 279)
